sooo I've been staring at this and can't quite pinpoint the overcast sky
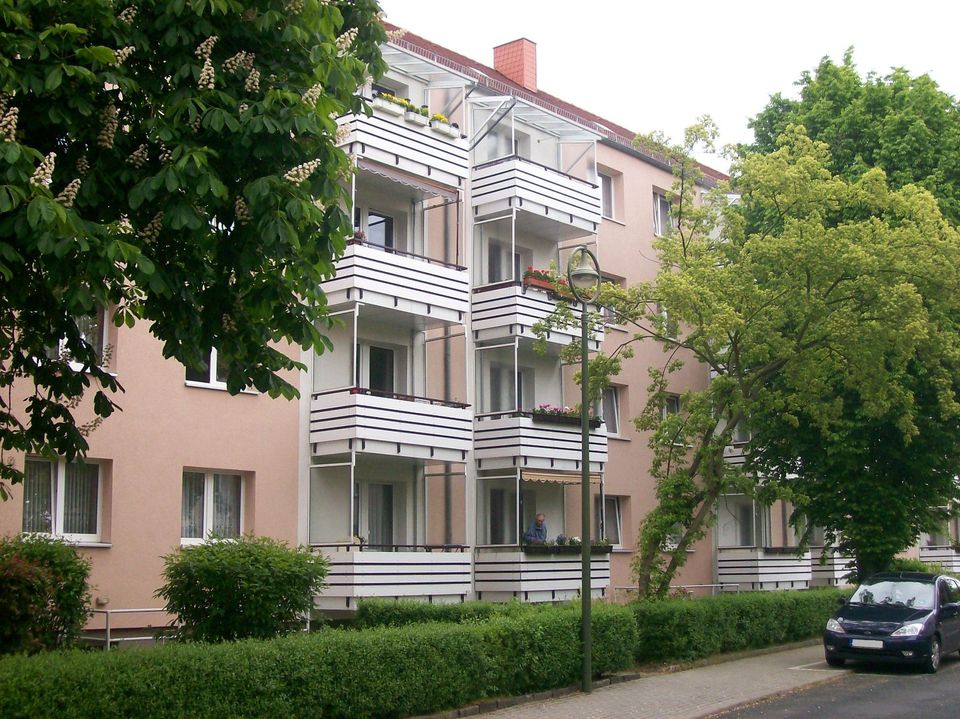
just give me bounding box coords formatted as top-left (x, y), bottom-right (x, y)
top-left (377, 0), bottom-right (960, 172)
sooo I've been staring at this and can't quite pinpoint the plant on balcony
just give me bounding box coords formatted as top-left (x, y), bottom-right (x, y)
top-left (530, 402), bottom-right (601, 428)
top-left (429, 112), bottom-right (461, 139)
top-left (522, 266), bottom-right (575, 300)
top-left (404, 103), bottom-right (430, 126)
top-left (372, 91), bottom-right (407, 115)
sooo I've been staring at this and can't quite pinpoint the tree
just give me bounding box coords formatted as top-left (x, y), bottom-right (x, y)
top-left (749, 49), bottom-right (960, 224)
top-left (0, 0), bottom-right (388, 496)
top-left (550, 121), bottom-right (960, 597)
top-left (743, 55), bottom-right (960, 578)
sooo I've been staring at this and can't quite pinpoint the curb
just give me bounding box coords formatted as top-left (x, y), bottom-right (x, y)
top-left (413, 639), bottom-right (824, 719)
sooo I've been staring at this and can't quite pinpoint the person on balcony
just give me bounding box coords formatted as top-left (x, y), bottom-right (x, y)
top-left (524, 513), bottom-right (548, 544)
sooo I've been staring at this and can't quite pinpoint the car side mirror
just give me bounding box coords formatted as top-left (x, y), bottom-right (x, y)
top-left (837, 596), bottom-right (847, 607)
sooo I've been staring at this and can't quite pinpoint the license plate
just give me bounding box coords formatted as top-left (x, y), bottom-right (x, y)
top-left (851, 639), bottom-right (884, 649)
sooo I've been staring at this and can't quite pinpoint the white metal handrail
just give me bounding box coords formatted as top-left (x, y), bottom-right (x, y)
top-left (81, 608), bottom-right (174, 650)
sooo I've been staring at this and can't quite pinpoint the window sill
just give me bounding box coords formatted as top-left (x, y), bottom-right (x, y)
top-left (604, 323), bottom-right (629, 333)
top-left (601, 216), bottom-right (626, 227)
top-left (184, 381), bottom-right (257, 395)
top-left (607, 433), bottom-right (631, 442)
top-left (71, 542), bottom-right (112, 549)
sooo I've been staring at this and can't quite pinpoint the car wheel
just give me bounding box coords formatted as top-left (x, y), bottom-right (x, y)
top-left (825, 655), bottom-right (845, 668)
top-left (925, 636), bottom-right (941, 674)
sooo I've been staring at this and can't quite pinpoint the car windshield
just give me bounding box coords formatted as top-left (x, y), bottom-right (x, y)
top-left (849, 580), bottom-right (935, 610)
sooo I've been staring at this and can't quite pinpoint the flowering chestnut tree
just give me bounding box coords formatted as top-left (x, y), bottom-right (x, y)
top-left (0, 0), bottom-right (389, 494)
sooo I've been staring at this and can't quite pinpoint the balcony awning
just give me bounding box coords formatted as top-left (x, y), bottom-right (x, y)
top-left (522, 470), bottom-right (601, 485)
top-left (356, 158), bottom-right (459, 201)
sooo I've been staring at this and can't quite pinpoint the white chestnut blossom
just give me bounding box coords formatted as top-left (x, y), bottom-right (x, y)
top-left (283, 158), bottom-right (321, 184)
top-left (55, 178), bottom-right (81, 208)
top-left (30, 151), bottom-right (56, 188)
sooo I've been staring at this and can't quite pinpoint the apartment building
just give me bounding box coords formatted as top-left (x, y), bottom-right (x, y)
top-left (0, 28), bottom-right (855, 629)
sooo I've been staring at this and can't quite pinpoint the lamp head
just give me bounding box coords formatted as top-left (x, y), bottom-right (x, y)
top-left (567, 246), bottom-right (600, 302)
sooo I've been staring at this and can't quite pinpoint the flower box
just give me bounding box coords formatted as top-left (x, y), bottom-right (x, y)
top-left (522, 544), bottom-right (613, 555)
top-left (404, 110), bottom-right (429, 126)
top-left (430, 120), bottom-right (461, 139)
top-left (523, 276), bottom-right (556, 292)
top-left (530, 411), bottom-right (601, 429)
top-left (372, 96), bottom-right (405, 116)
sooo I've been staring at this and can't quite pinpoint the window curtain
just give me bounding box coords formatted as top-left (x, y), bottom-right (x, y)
top-left (22, 459), bottom-right (53, 533)
top-left (181, 471), bottom-right (205, 538)
top-left (213, 473), bottom-right (241, 537)
top-left (63, 462), bottom-right (99, 535)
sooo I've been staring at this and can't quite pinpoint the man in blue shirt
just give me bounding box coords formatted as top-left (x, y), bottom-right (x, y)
top-left (524, 513), bottom-right (548, 544)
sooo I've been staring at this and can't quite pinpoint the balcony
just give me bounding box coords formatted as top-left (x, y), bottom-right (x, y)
top-left (920, 545), bottom-right (960, 573)
top-left (716, 547), bottom-right (813, 591)
top-left (337, 105), bottom-right (469, 189)
top-left (313, 545), bottom-right (472, 611)
top-left (810, 547), bottom-right (855, 586)
top-left (310, 388), bottom-right (472, 461)
top-left (473, 546), bottom-right (611, 603)
top-left (322, 240), bottom-right (469, 325)
top-left (472, 156), bottom-right (601, 237)
top-left (471, 282), bottom-right (603, 350)
top-left (474, 411), bottom-right (607, 472)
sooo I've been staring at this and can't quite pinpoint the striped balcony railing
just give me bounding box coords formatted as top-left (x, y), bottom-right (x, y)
top-left (313, 544), bottom-right (472, 611)
top-left (810, 547), bottom-right (855, 586)
top-left (473, 411), bottom-right (607, 472)
top-left (717, 547), bottom-right (813, 591)
top-left (323, 240), bottom-right (469, 324)
top-left (473, 546), bottom-right (611, 603)
top-left (471, 282), bottom-right (603, 349)
top-left (471, 156), bottom-right (601, 235)
top-left (337, 104), bottom-right (468, 188)
top-left (920, 545), bottom-right (960, 573)
top-left (310, 388), bottom-right (472, 461)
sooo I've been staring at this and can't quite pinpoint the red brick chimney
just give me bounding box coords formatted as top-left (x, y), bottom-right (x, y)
top-left (493, 38), bottom-right (537, 92)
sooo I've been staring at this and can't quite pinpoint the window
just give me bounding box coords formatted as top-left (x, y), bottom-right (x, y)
top-left (653, 191), bottom-right (672, 236)
top-left (185, 348), bottom-right (229, 387)
top-left (181, 470), bottom-right (243, 542)
top-left (594, 495), bottom-right (622, 545)
top-left (731, 421), bottom-right (751, 445)
top-left (662, 394), bottom-right (681, 420)
top-left (487, 241), bottom-right (528, 284)
top-left (717, 495), bottom-right (768, 548)
top-left (655, 302), bottom-right (678, 340)
top-left (47, 307), bottom-right (108, 369)
top-left (602, 387), bottom-right (620, 435)
top-left (357, 343), bottom-right (405, 395)
top-left (366, 483), bottom-right (395, 547)
top-left (22, 457), bottom-right (102, 542)
top-left (367, 210), bottom-right (394, 249)
top-left (368, 346), bottom-right (395, 394)
top-left (600, 172), bottom-right (614, 219)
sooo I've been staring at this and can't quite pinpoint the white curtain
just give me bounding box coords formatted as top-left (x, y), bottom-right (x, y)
top-left (213, 473), bottom-right (241, 537)
top-left (63, 462), bottom-right (98, 535)
top-left (181, 471), bottom-right (205, 538)
top-left (22, 459), bottom-right (53, 533)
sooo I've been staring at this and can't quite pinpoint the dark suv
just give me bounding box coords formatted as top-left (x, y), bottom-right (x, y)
top-left (824, 571), bottom-right (960, 673)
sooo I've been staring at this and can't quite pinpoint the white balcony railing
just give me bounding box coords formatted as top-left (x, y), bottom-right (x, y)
top-left (920, 545), bottom-right (960, 573)
top-left (471, 283), bottom-right (603, 350)
top-left (310, 388), bottom-right (472, 461)
top-left (314, 545), bottom-right (473, 611)
top-left (474, 411), bottom-right (607, 472)
top-left (810, 547), bottom-right (855, 586)
top-left (474, 546), bottom-right (610, 603)
top-left (471, 156), bottom-right (601, 235)
top-left (322, 241), bottom-right (469, 324)
top-left (717, 547), bottom-right (813, 591)
top-left (337, 105), bottom-right (469, 188)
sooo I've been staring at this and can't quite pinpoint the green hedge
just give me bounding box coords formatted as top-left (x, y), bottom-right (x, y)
top-left (0, 605), bottom-right (636, 719)
top-left (632, 588), bottom-right (846, 662)
top-left (353, 598), bottom-right (520, 628)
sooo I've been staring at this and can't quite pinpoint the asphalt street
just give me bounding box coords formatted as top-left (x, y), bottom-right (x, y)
top-left (710, 653), bottom-right (960, 718)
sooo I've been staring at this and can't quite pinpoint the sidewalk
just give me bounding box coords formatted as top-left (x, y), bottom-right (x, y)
top-left (475, 643), bottom-right (845, 719)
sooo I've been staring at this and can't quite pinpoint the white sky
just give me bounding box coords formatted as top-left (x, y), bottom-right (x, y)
top-left (378, 0), bottom-right (960, 173)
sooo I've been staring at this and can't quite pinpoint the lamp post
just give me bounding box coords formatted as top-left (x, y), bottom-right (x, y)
top-left (566, 244), bottom-right (600, 693)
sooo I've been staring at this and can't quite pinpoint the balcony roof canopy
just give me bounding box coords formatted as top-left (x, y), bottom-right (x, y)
top-left (469, 95), bottom-right (600, 142)
top-left (381, 44), bottom-right (468, 87)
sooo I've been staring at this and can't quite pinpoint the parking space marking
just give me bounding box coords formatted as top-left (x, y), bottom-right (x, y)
top-left (790, 661), bottom-right (845, 671)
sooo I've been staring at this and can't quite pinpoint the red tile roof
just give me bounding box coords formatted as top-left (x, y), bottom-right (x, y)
top-left (384, 24), bottom-right (728, 182)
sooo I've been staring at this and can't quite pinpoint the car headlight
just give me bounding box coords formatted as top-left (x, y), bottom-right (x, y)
top-left (826, 618), bottom-right (844, 633)
top-left (890, 622), bottom-right (924, 637)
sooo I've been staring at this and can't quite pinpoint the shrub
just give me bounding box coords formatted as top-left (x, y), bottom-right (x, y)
top-left (632, 588), bottom-right (846, 662)
top-left (353, 598), bottom-right (525, 628)
top-left (156, 535), bottom-right (326, 642)
top-left (0, 534), bottom-right (91, 654)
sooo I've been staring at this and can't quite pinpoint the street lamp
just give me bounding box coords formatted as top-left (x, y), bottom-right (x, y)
top-left (566, 245), bottom-right (600, 693)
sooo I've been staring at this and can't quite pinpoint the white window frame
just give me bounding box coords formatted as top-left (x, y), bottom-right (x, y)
top-left (602, 386), bottom-right (621, 436)
top-left (656, 302), bottom-right (678, 340)
top-left (599, 172), bottom-right (614, 219)
top-left (22, 457), bottom-right (102, 543)
top-left (662, 394), bottom-right (681, 420)
top-left (184, 348), bottom-right (228, 389)
top-left (653, 191), bottom-right (672, 236)
top-left (594, 495), bottom-right (623, 547)
top-left (48, 307), bottom-right (109, 372)
top-left (180, 470), bottom-right (244, 545)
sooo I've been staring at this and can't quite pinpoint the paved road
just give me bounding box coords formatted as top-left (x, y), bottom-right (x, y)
top-left (710, 653), bottom-right (960, 718)
top-left (481, 644), bottom-right (844, 719)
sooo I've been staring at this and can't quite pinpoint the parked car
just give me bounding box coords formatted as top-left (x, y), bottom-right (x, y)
top-left (823, 571), bottom-right (960, 673)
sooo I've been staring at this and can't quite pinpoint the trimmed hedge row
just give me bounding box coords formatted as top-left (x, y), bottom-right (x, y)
top-left (353, 598), bottom-right (527, 628)
top-left (0, 604), bottom-right (636, 719)
top-left (632, 588), bottom-right (846, 662)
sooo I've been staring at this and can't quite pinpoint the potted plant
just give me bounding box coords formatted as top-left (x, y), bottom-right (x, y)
top-left (372, 91), bottom-right (407, 116)
top-left (429, 112), bottom-right (460, 139)
top-left (530, 403), bottom-right (602, 428)
top-left (522, 266), bottom-right (556, 292)
top-left (405, 103), bottom-right (429, 126)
